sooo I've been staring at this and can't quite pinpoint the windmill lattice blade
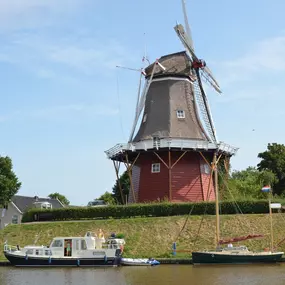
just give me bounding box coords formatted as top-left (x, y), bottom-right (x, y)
top-left (174, 24), bottom-right (222, 94)
top-left (181, 0), bottom-right (194, 51)
top-left (193, 72), bottom-right (217, 143)
top-left (174, 24), bottom-right (196, 61)
top-left (201, 66), bottom-right (222, 94)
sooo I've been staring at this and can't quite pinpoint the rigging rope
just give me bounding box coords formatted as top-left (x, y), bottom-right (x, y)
top-left (116, 69), bottom-right (127, 141)
top-left (174, 187), bottom-right (202, 242)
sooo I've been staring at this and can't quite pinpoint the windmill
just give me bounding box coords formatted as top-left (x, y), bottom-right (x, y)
top-left (105, 0), bottom-right (238, 204)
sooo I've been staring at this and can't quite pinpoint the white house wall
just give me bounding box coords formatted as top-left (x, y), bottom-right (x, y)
top-left (0, 203), bottom-right (22, 230)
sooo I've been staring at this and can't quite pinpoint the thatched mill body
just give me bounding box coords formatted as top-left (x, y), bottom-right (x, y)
top-left (105, 1), bottom-right (238, 204)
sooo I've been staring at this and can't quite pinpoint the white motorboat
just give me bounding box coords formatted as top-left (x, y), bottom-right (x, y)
top-left (4, 231), bottom-right (125, 267)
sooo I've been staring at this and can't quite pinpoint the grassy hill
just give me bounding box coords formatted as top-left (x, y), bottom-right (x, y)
top-left (1, 214), bottom-right (285, 261)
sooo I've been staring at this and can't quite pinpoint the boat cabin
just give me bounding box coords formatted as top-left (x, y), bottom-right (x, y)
top-left (43, 231), bottom-right (125, 257)
top-left (24, 246), bottom-right (52, 256)
top-left (222, 245), bottom-right (249, 252)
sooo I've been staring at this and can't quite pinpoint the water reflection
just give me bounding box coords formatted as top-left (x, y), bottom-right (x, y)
top-left (1, 264), bottom-right (285, 285)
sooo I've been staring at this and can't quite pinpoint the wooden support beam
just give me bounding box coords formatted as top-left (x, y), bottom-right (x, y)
top-left (224, 156), bottom-right (230, 175)
top-left (125, 153), bottom-right (136, 203)
top-left (154, 152), bottom-right (169, 169)
top-left (216, 153), bottom-right (223, 165)
top-left (205, 168), bottom-right (214, 201)
top-left (168, 151), bottom-right (172, 202)
top-left (199, 151), bottom-right (211, 168)
top-left (131, 153), bottom-right (140, 167)
top-left (154, 151), bottom-right (173, 202)
top-left (113, 160), bottom-right (125, 204)
top-left (171, 151), bottom-right (187, 169)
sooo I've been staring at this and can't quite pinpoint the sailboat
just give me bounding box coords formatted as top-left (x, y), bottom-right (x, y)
top-left (192, 152), bottom-right (284, 265)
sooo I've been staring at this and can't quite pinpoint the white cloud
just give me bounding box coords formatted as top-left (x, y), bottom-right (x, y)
top-left (48, 39), bottom-right (134, 74)
top-left (207, 34), bottom-right (285, 106)
top-left (224, 36), bottom-right (285, 72)
top-left (0, 32), bottom-right (138, 78)
top-left (0, 1), bottom-right (138, 78)
top-left (213, 34), bottom-right (285, 89)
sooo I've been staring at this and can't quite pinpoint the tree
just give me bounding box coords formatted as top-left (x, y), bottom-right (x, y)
top-left (226, 166), bottom-right (278, 200)
top-left (112, 170), bottom-right (130, 204)
top-left (0, 156), bottom-right (21, 206)
top-left (48, 192), bottom-right (70, 206)
top-left (96, 191), bottom-right (116, 205)
top-left (257, 143), bottom-right (285, 195)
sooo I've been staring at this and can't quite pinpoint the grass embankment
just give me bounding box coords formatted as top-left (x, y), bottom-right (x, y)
top-left (1, 214), bottom-right (285, 261)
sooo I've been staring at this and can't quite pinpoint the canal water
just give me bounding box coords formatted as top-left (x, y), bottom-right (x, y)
top-left (1, 264), bottom-right (285, 285)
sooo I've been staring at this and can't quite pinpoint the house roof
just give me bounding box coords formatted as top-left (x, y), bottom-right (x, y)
top-left (11, 195), bottom-right (64, 213)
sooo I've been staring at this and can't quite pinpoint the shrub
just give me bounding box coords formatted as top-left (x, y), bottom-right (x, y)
top-left (21, 199), bottom-right (285, 223)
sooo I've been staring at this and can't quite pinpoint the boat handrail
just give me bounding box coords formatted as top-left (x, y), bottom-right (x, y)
top-left (4, 244), bottom-right (18, 252)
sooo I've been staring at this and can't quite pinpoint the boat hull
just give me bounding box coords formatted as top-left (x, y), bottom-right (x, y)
top-left (121, 258), bottom-right (160, 266)
top-left (192, 251), bottom-right (283, 265)
top-left (4, 252), bottom-right (121, 267)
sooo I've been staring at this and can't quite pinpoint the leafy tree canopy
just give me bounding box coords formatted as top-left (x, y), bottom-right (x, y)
top-left (48, 192), bottom-right (70, 205)
top-left (257, 143), bottom-right (285, 195)
top-left (224, 166), bottom-right (277, 200)
top-left (112, 170), bottom-right (130, 204)
top-left (0, 156), bottom-right (21, 206)
top-left (95, 191), bottom-right (116, 205)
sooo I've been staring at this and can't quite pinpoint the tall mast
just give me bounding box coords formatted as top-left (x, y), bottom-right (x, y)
top-left (214, 151), bottom-right (220, 246)
top-left (269, 191), bottom-right (274, 252)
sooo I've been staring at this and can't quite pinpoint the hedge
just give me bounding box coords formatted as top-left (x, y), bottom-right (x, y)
top-left (21, 199), bottom-right (285, 223)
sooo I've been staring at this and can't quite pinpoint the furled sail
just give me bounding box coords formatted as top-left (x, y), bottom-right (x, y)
top-left (219, 234), bottom-right (264, 245)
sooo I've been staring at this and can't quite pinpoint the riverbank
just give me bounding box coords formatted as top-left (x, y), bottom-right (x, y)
top-left (1, 214), bottom-right (285, 262)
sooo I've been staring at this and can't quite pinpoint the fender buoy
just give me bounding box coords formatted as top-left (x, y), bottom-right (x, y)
top-left (48, 256), bottom-right (52, 264)
top-left (77, 259), bottom-right (80, 266)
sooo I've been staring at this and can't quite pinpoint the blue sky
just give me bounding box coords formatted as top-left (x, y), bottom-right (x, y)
top-left (0, 0), bottom-right (285, 205)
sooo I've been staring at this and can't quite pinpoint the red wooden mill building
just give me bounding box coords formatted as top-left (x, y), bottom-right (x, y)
top-left (105, 24), bottom-right (238, 204)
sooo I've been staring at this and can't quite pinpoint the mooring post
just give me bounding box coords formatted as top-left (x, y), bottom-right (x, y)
top-left (172, 242), bottom-right (177, 256)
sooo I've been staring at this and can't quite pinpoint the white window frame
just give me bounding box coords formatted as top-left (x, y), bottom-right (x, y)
top-left (151, 163), bottom-right (160, 173)
top-left (176, 110), bottom-right (185, 119)
top-left (12, 215), bottom-right (18, 224)
top-left (52, 239), bottom-right (63, 248)
top-left (41, 202), bottom-right (52, 209)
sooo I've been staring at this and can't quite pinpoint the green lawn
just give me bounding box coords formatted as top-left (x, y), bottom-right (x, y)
top-left (1, 214), bottom-right (285, 261)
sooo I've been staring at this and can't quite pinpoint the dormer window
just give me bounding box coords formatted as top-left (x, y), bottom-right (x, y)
top-left (176, 110), bottom-right (185, 119)
top-left (41, 202), bottom-right (52, 209)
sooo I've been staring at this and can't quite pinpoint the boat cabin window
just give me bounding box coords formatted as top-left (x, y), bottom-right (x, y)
top-left (45, 250), bottom-right (52, 256)
top-left (35, 249), bottom-right (43, 255)
top-left (75, 240), bottom-right (80, 250)
top-left (26, 249), bottom-right (33, 255)
top-left (51, 239), bottom-right (63, 247)
top-left (81, 240), bottom-right (87, 250)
